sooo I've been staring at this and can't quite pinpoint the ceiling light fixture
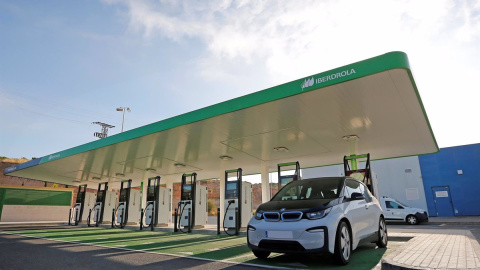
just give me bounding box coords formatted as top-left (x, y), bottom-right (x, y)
top-left (115, 173), bottom-right (125, 177)
top-left (92, 177), bottom-right (101, 180)
top-left (342, 135), bottom-right (359, 141)
top-left (273, 146), bottom-right (289, 152)
top-left (174, 163), bottom-right (186, 168)
top-left (219, 155), bottom-right (233, 161)
top-left (146, 168), bottom-right (156, 172)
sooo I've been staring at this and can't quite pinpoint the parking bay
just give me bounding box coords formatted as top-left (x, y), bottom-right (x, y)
top-left (0, 227), bottom-right (412, 269)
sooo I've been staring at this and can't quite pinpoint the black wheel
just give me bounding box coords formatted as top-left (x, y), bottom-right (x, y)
top-left (376, 217), bottom-right (388, 248)
top-left (334, 221), bottom-right (351, 265)
top-left (252, 250), bottom-right (270, 259)
top-left (406, 215), bottom-right (418, 225)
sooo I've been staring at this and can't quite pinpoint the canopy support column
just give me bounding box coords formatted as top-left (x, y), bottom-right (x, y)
top-left (165, 178), bottom-right (173, 223)
top-left (261, 162), bottom-right (270, 203)
top-left (219, 170), bottom-right (226, 226)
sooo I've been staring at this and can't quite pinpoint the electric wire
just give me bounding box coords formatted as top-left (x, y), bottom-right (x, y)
top-left (0, 88), bottom-right (144, 127)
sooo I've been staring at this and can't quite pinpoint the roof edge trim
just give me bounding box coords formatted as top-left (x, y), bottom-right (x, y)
top-left (5, 51), bottom-right (413, 175)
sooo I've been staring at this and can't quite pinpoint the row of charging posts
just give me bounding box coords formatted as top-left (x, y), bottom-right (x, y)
top-left (68, 180), bottom-right (140, 228)
top-left (67, 177), bottom-right (172, 230)
top-left (68, 162), bottom-right (301, 233)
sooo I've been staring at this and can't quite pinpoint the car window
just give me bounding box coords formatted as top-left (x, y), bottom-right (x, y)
top-left (359, 184), bottom-right (372, 203)
top-left (386, 201), bottom-right (403, 209)
top-left (344, 179), bottom-right (362, 198)
top-left (272, 178), bottom-right (343, 201)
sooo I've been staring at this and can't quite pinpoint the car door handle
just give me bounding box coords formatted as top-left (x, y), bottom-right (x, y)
top-left (365, 205), bottom-right (369, 209)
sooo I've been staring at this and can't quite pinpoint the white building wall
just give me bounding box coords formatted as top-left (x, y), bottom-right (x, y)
top-left (301, 156), bottom-right (428, 212)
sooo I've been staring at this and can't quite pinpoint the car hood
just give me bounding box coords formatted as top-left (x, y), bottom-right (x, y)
top-left (256, 198), bottom-right (341, 212)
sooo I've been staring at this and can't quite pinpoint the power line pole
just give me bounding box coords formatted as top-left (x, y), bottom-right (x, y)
top-left (92, 122), bottom-right (115, 139)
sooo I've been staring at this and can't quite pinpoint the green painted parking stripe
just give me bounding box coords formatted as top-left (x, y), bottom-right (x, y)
top-left (3, 227), bottom-right (397, 269)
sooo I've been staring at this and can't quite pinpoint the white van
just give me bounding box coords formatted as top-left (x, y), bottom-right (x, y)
top-left (379, 196), bottom-right (428, 225)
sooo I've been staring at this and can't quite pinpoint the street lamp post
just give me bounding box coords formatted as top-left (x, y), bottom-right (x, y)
top-left (116, 107), bottom-right (131, 132)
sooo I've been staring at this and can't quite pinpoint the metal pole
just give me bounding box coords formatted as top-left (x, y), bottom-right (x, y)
top-left (95, 210), bottom-right (99, 227)
top-left (217, 208), bottom-right (220, 235)
top-left (235, 207), bottom-right (239, 236)
top-left (173, 208), bottom-right (178, 232)
top-left (188, 208), bottom-right (192, 233)
top-left (121, 110), bottom-right (125, 132)
top-left (151, 204), bottom-right (155, 231)
top-left (121, 208), bottom-right (125, 228)
top-left (111, 209), bottom-right (115, 228)
top-left (140, 209), bottom-right (144, 230)
top-left (68, 208), bottom-right (72, 225)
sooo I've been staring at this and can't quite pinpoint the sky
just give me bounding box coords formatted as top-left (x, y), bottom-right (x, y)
top-left (1, 0), bottom-right (479, 160)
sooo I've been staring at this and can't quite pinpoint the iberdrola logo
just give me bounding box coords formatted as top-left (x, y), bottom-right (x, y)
top-left (301, 77), bottom-right (314, 91)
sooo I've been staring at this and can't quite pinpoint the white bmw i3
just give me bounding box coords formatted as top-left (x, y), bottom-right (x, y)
top-left (247, 177), bottom-right (388, 265)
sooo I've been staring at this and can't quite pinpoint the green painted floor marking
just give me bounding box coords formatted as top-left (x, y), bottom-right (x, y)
top-left (4, 227), bottom-right (401, 269)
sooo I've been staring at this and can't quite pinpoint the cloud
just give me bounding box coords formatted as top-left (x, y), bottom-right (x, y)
top-left (103, 0), bottom-right (479, 82)
top-left (103, 0), bottom-right (480, 147)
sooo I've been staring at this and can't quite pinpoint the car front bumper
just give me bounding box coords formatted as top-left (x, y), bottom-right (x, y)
top-left (247, 219), bottom-right (330, 254)
top-left (415, 212), bottom-right (429, 223)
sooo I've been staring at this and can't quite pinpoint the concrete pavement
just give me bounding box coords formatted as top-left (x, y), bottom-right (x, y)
top-left (383, 229), bottom-right (480, 269)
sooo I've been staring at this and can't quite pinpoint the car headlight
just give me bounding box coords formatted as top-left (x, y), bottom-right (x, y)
top-left (306, 208), bottom-right (331, 220)
top-left (254, 211), bottom-right (263, 220)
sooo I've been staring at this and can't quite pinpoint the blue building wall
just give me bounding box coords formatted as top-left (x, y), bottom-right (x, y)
top-left (419, 143), bottom-right (480, 216)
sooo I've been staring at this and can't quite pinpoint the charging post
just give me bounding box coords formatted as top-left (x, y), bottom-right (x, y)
top-left (344, 153), bottom-right (378, 196)
top-left (223, 168), bottom-right (252, 235)
top-left (142, 176), bottom-right (160, 230)
top-left (275, 161), bottom-right (301, 197)
top-left (176, 173), bottom-right (207, 232)
top-left (69, 184), bottom-right (87, 226)
top-left (113, 179), bottom-right (133, 228)
top-left (88, 182), bottom-right (113, 227)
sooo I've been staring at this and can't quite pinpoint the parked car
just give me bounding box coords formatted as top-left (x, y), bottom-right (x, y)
top-left (247, 177), bottom-right (387, 265)
top-left (379, 196), bottom-right (428, 225)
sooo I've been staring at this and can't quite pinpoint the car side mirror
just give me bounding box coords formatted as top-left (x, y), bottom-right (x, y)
top-left (350, 192), bottom-right (365, 201)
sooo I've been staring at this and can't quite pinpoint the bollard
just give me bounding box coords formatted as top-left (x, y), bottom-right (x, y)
top-left (173, 208), bottom-right (178, 232)
top-left (217, 208), bottom-right (220, 235)
top-left (235, 207), bottom-right (239, 236)
top-left (68, 208), bottom-right (72, 225)
top-left (150, 205), bottom-right (155, 231)
top-left (140, 209), bottom-right (144, 230)
top-left (95, 210), bottom-right (99, 227)
top-left (87, 209), bottom-right (92, 227)
top-left (111, 209), bottom-right (115, 228)
top-left (187, 208), bottom-right (192, 233)
top-left (121, 209), bottom-right (125, 228)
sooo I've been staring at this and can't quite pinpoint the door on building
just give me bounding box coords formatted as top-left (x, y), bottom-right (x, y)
top-left (431, 186), bottom-right (455, 217)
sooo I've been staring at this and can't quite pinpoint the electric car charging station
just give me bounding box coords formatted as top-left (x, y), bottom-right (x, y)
top-left (223, 168), bottom-right (252, 235)
top-left (277, 161), bottom-right (301, 191)
top-left (142, 176), bottom-right (171, 229)
top-left (4, 52), bottom-right (441, 266)
top-left (88, 182), bottom-right (116, 226)
top-left (343, 153), bottom-right (379, 197)
top-left (113, 179), bottom-right (141, 228)
top-left (69, 184), bottom-right (87, 226)
top-left (176, 173), bottom-right (207, 232)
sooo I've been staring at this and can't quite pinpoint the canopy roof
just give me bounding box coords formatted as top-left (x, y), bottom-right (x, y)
top-left (4, 52), bottom-right (438, 187)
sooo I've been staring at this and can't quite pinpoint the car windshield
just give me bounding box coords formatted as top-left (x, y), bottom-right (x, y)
top-left (272, 178), bottom-right (343, 201)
